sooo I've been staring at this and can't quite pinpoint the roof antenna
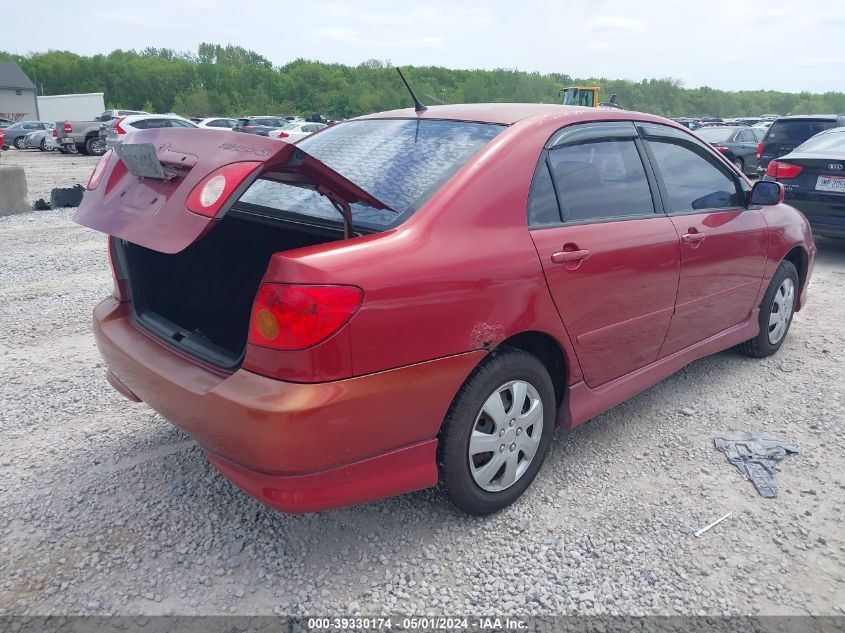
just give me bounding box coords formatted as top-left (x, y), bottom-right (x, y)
top-left (396, 68), bottom-right (427, 112)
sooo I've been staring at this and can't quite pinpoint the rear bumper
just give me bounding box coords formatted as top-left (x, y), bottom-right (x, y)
top-left (785, 195), bottom-right (845, 238)
top-left (93, 298), bottom-right (484, 512)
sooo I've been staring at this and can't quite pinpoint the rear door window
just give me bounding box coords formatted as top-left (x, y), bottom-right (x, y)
top-left (527, 162), bottom-right (561, 225)
top-left (546, 139), bottom-right (655, 222)
top-left (132, 119), bottom-right (171, 130)
top-left (238, 119), bottom-right (504, 230)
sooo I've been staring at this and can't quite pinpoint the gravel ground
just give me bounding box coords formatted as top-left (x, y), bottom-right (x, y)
top-left (0, 149), bottom-right (844, 617)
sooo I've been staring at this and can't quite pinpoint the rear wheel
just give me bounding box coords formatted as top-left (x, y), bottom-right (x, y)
top-left (738, 260), bottom-right (798, 358)
top-left (732, 157), bottom-right (744, 173)
top-left (437, 347), bottom-right (555, 515)
top-left (39, 138), bottom-right (49, 151)
top-left (85, 136), bottom-right (106, 156)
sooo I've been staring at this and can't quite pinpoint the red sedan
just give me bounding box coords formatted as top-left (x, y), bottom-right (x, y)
top-left (75, 104), bottom-right (815, 515)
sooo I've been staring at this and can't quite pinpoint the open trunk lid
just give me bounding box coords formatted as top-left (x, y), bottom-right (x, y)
top-left (74, 128), bottom-right (391, 253)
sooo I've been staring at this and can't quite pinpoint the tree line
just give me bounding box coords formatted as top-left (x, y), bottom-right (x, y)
top-left (3, 44), bottom-right (844, 119)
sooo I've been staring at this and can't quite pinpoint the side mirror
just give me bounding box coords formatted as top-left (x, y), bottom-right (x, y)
top-left (749, 180), bottom-right (784, 206)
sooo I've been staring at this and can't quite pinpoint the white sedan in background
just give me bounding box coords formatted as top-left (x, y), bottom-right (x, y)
top-left (104, 114), bottom-right (197, 149)
top-left (268, 122), bottom-right (327, 143)
top-left (193, 117), bottom-right (238, 129)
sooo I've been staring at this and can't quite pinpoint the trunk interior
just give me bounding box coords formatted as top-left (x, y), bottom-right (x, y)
top-left (118, 209), bottom-right (342, 369)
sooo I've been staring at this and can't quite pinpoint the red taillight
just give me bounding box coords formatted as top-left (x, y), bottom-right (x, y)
top-left (766, 160), bottom-right (803, 179)
top-left (185, 161), bottom-right (262, 217)
top-left (63, 122), bottom-right (72, 134)
top-left (87, 150), bottom-right (113, 190)
top-left (714, 146), bottom-right (729, 154)
top-left (114, 118), bottom-right (127, 134)
top-left (248, 284), bottom-right (363, 350)
top-left (756, 142), bottom-right (763, 159)
top-left (52, 128), bottom-right (58, 137)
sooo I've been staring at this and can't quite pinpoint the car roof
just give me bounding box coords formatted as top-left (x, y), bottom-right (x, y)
top-left (352, 103), bottom-right (687, 127)
top-left (121, 114), bottom-right (192, 122)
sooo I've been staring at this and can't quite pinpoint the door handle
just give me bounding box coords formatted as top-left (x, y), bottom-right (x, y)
top-left (681, 232), bottom-right (706, 247)
top-left (551, 248), bottom-right (591, 265)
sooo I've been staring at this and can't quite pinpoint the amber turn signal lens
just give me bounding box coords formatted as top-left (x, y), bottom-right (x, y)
top-left (255, 308), bottom-right (281, 340)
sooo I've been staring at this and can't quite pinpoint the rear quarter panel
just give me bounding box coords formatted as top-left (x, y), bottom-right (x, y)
top-left (257, 120), bottom-right (585, 383)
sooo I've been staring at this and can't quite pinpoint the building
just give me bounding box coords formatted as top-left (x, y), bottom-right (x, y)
top-left (0, 62), bottom-right (38, 122)
top-left (37, 93), bottom-right (105, 122)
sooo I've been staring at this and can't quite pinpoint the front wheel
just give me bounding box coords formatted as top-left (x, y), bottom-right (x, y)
top-left (738, 260), bottom-right (798, 358)
top-left (13, 137), bottom-right (25, 149)
top-left (437, 347), bottom-right (555, 515)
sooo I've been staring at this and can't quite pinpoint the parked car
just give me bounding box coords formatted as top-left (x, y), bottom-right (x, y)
top-left (21, 124), bottom-right (57, 151)
top-left (762, 127), bottom-right (845, 238)
top-left (231, 116), bottom-right (289, 136)
top-left (671, 117), bottom-right (701, 130)
top-left (304, 114), bottom-right (330, 124)
top-left (757, 115), bottom-right (845, 178)
top-left (103, 114), bottom-right (197, 149)
top-left (194, 117), bottom-right (238, 129)
top-left (268, 121), bottom-right (327, 142)
top-left (55, 110), bottom-right (149, 156)
top-left (75, 104), bottom-right (815, 516)
top-left (696, 125), bottom-right (763, 175)
top-left (1, 120), bottom-right (52, 149)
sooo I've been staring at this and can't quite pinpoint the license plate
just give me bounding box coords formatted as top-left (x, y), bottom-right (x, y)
top-left (114, 143), bottom-right (166, 180)
top-left (816, 175), bottom-right (845, 193)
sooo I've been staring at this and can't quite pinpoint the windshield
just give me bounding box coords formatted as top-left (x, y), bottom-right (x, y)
top-left (696, 127), bottom-right (735, 142)
top-left (766, 120), bottom-right (836, 145)
top-left (238, 118), bottom-right (504, 230)
top-left (794, 130), bottom-right (845, 152)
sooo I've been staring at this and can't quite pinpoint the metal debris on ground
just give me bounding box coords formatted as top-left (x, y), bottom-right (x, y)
top-left (694, 512), bottom-right (732, 537)
top-left (714, 432), bottom-right (799, 498)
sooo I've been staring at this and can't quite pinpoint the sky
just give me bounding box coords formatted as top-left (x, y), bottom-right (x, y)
top-left (4, 0), bottom-right (844, 93)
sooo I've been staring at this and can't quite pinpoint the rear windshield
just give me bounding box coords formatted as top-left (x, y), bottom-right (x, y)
top-left (766, 120), bottom-right (836, 145)
top-left (696, 127), bottom-right (735, 142)
top-left (794, 130), bottom-right (845, 152)
top-left (238, 118), bottom-right (504, 230)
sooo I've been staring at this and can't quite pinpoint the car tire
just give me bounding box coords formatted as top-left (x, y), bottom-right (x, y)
top-left (738, 260), bottom-right (799, 358)
top-left (437, 347), bottom-right (555, 516)
top-left (732, 157), bottom-right (744, 173)
top-left (85, 136), bottom-right (106, 156)
top-left (64, 144), bottom-right (79, 155)
top-left (39, 139), bottom-right (49, 151)
top-left (13, 137), bottom-right (25, 149)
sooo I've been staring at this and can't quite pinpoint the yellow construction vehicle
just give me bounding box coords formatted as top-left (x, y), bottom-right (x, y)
top-left (561, 86), bottom-right (621, 109)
